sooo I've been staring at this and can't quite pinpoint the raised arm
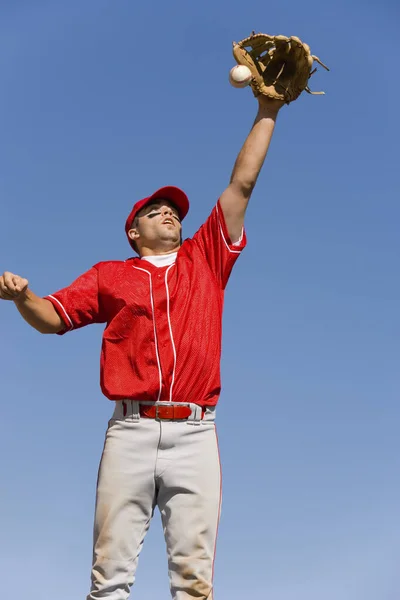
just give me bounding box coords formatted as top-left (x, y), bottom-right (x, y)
top-left (0, 271), bottom-right (63, 334)
top-left (219, 96), bottom-right (284, 242)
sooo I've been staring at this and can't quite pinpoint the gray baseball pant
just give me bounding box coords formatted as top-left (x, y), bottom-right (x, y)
top-left (86, 401), bottom-right (221, 600)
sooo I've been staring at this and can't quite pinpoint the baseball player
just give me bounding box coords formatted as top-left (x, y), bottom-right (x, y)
top-left (0, 93), bottom-right (283, 598)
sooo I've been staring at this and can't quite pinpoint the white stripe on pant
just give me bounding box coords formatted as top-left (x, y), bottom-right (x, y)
top-left (87, 402), bottom-right (221, 600)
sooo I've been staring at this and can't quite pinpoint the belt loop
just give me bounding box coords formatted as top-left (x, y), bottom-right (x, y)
top-left (187, 403), bottom-right (202, 426)
top-left (130, 401), bottom-right (140, 422)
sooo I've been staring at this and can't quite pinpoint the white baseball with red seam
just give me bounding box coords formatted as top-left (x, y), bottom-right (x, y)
top-left (229, 65), bottom-right (252, 88)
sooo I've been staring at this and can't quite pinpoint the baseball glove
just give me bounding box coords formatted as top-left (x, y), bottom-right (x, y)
top-left (232, 32), bottom-right (329, 103)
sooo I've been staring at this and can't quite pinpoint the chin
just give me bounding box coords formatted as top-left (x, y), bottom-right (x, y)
top-left (161, 234), bottom-right (180, 244)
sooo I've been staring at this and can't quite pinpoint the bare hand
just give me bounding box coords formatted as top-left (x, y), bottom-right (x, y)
top-left (0, 272), bottom-right (29, 301)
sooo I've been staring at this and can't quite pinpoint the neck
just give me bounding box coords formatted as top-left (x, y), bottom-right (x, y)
top-left (139, 244), bottom-right (180, 257)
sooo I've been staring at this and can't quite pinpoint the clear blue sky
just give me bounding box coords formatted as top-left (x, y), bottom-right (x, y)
top-left (1, 1), bottom-right (399, 599)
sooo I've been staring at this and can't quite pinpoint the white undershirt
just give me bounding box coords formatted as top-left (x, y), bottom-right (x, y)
top-left (141, 252), bottom-right (178, 267)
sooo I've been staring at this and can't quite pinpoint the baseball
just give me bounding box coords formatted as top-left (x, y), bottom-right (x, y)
top-left (229, 65), bottom-right (252, 88)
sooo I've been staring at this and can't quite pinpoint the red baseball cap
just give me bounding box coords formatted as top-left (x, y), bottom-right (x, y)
top-left (125, 186), bottom-right (190, 252)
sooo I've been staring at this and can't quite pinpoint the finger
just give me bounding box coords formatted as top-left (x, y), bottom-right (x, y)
top-left (0, 288), bottom-right (18, 300)
top-left (0, 277), bottom-right (18, 297)
top-left (0, 280), bottom-right (10, 294)
top-left (3, 272), bottom-right (18, 291)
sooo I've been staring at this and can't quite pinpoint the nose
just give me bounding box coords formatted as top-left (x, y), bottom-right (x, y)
top-left (161, 207), bottom-right (173, 216)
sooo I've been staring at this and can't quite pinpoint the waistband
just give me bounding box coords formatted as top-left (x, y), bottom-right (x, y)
top-left (112, 401), bottom-right (216, 424)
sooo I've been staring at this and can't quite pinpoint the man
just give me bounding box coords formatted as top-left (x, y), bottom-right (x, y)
top-left (0, 94), bottom-right (283, 599)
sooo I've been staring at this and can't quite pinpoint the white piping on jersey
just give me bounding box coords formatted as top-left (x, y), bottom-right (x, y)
top-left (165, 264), bottom-right (177, 402)
top-left (215, 203), bottom-right (242, 254)
top-left (47, 295), bottom-right (73, 330)
top-left (131, 266), bottom-right (162, 402)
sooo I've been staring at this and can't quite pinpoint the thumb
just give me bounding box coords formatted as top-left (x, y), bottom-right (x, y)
top-left (12, 276), bottom-right (29, 293)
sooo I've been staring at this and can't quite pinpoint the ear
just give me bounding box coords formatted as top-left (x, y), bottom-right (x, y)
top-left (128, 228), bottom-right (139, 242)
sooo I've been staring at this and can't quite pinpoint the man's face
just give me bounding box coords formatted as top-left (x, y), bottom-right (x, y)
top-left (129, 200), bottom-right (182, 252)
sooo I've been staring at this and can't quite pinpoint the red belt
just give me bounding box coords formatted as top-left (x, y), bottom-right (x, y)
top-left (139, 404), bottom-right (202, 421)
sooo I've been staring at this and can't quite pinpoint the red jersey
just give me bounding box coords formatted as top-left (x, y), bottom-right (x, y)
top-left (45, 202), bottom-right (246, 406)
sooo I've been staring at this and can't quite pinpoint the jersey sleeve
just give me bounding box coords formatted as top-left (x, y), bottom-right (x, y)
top-left (191, 200), bottom-right (247, 289)
top-left (44, 264), bottom-right (105, 335)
